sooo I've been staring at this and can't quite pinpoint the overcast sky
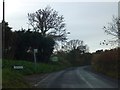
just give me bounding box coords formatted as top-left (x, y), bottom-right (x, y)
top-left (0, 0), bottom-right (118, 52)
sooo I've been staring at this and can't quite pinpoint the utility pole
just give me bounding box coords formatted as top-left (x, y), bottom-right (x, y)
top-left (2, 0), bottom-right (5, 59)
top-left (2, 0), bottom-right (5, 24)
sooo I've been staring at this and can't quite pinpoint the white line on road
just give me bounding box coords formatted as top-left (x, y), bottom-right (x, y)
top-left (34, 73), bottom-right (53, 87)
top-left (76, 68), bottom-right (94, 88)
top-left (76, 66), bottom-right (117, 88)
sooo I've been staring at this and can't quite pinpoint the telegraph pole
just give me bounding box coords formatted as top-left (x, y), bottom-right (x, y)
top-left (3, 0), bottom-right (5, 22)
top-left (2, 0), bottom-right (5, 59)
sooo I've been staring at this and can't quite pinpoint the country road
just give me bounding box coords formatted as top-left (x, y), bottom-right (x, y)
top-left (34, 66), bottom-right (119, 88)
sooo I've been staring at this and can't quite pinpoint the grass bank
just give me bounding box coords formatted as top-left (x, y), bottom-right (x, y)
top-left (2, 59), bottom-right (70, 88)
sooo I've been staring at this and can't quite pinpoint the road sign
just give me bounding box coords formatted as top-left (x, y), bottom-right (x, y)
top-left (13, 65), bottom-right (23, 70)
top-left (51, 56), bottom-right (58, 62)
top-left (34, 49), bottom-right (38, 53)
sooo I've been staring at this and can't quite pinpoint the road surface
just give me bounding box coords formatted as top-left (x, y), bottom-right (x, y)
top-left (34, 66), bottom-right (118, 88)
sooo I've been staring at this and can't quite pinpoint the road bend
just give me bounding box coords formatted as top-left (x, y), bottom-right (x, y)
top-left (34, 66), bottom-right (118, 88)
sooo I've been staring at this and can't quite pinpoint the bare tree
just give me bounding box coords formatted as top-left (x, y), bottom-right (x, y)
top-left (62, 39), bottom-right (89, 53)
top-left (103, 16), bottom-right (118, 37)
top-left (28, 6), bottom-right (67, 41)
top-left (101, 16), bottom-right (119, 47)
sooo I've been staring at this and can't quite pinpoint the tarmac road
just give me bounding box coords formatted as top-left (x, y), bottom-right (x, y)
top-left (34, 66), bottom-right (119, 88)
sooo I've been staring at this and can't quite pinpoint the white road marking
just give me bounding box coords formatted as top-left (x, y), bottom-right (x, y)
top-left (76, 66), bottom-right (117, 88)
top-left (76, 68), bottom-right (94, 88)
top-left (33, 66), bottom-right (118, 88)
top-left (34, 73), bottom-right (53, 87)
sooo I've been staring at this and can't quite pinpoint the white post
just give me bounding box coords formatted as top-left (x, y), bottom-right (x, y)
top-left (34, 51), bottom-right (36, 71)
top-left (34, 49), bottom-right (38, 72)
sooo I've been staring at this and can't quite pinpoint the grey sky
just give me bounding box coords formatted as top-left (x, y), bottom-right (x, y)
top-left (0, 1), bottom-right (118, 52)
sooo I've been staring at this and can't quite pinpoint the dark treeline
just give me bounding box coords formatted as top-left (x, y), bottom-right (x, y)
top-left (4, 22), bottom-right (55, 63)
top-left (4, 22), bottom-right (92, 65)
top-left (55, 50), bottom-right (92, 66)
top-left (52, 39), bottom-right (92, 66)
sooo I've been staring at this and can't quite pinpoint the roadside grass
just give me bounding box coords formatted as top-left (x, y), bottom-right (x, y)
top-left (3, 60), bottom-right (69, 75)
top-left (3, 68), bottom-right (30, 88)
top-left (0, 69), bottom-right (1, 80)
top-left (2, 59), bottom-right (70, 88)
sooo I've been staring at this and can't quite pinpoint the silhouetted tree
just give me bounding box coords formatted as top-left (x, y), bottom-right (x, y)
top-left (28, 6), bottom-right (67, 41)
top-left (14, 28), bottom-right (55, 62)
top-left (101, 16), bottom-right (119, 47)
top-left (95, 50), bottom-right (103, 54)
top-left (62, 39), bottom-right (89, 53)
top-left (61, 39), bottom-right (89, 66)
top-left (103, 16), bottom-right (118, 37)
top-left (4, 22), bottom-right (16, 59)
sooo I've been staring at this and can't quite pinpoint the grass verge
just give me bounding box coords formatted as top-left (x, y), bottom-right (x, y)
top-left (2, 59), bottom-right (70, 88)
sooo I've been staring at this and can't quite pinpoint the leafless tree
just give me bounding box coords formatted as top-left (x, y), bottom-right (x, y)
top-left (62, 39), bottom-right (89, 53)
top-left (101, 16), bottom-right (120, 47)
top-left (103, 16), bottom-right (118, 37)
top-left (28, 6), bottom-right (67, 41)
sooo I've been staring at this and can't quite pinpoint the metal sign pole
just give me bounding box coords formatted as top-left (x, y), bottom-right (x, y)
top-left (34, 51), bottom-right (36, 72)
top-left (33, 49), bottom-right (38, 73)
